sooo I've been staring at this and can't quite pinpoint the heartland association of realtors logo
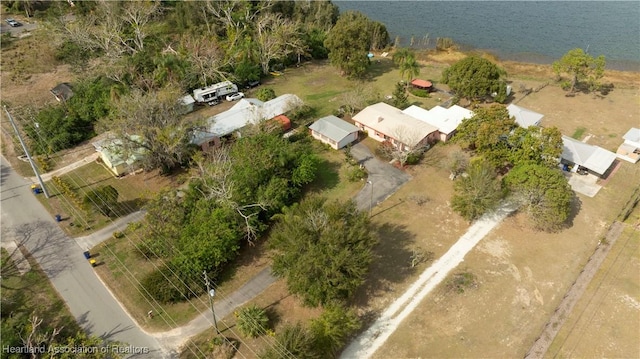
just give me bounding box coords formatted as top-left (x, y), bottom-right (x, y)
top-left (2, 345), bottom-right (150, 355)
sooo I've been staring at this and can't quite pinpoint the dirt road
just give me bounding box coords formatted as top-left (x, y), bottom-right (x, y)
top-left (341, 202), bottom-right (517, 359)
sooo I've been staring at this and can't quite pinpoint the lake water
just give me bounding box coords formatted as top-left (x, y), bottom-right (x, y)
top-left (334, 1), bottom-right (640, 71)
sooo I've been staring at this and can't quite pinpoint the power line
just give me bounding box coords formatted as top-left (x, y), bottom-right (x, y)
top-left (17, 117), bottom-right (295, 358)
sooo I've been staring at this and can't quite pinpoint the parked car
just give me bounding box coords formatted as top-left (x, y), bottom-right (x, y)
top-left (226, 92), bottom-right (244, 101)
top-left (5, 18), bottom-right (22, 27)
top-left (244, 80), bottom-right (260, 89)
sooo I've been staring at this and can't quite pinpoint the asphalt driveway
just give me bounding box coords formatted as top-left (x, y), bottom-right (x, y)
top-left (350, 143), bottom-right (411, 212)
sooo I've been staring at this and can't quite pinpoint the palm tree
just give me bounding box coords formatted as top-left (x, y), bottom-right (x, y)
top-left (399, 54), bottom-right (420, 87)
top-left (392, 47), bottom-right (412, 66)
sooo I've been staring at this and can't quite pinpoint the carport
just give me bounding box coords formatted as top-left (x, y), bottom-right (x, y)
top-left (561, 136), bottom-right (617, 177)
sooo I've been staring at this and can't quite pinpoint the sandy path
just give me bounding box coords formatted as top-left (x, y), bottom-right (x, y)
top-left (341, 202), bottom-right (517, 359)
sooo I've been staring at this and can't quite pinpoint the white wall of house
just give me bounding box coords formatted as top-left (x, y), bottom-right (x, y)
top-left (337, 131), bottom-right (358, 149)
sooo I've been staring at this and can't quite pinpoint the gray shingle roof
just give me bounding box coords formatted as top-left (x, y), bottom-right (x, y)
top-left (309, 116), bottom-right (359, 142)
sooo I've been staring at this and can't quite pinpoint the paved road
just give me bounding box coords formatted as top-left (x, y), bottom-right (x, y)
top-left (0, 155), bottom-right (166, 358)
top-left (350, 143), bottom-right (411, 212)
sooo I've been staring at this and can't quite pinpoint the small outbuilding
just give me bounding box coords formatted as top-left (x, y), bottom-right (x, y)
top-left (616, 128), bottom-right (640, 163)
top-left (410, 79), bottom-right (434, 92)
top-left (561, 135), bottom-right (617, 177)
top-left (50, 83), bottom-right (74, 102)
top-left (309, 115), bottom-right (359, 150)
top-left (179, 94), bottom-right (196, 114)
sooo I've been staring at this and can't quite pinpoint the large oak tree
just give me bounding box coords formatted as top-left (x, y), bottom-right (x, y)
top-left (270, 197), bottom-right (377, 307)
top-left (504, 162), bottom-right (573, 231)
top-left (442, 56), bottom-right (508, 103)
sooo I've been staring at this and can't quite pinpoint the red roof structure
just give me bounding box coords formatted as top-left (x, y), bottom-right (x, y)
top-left (271, 115), bottom-right (292, 131)
top-left (411, 79), bottom-right (433, 90)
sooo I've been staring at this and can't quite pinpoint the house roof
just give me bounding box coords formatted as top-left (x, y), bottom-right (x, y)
top-left (202, 94), bottom-right (303, 138)
top-left (622, 127), bottom-right (640, 147)
top-left (507, 104), bottom-right (544, 128)
top-left (411, 79), bottom-right (433, 88)
top-left (50, 83), bottom-right (74, 102)
top-left (561, 135), bottom-right (616, 175)
top-left (353, 102), bottom-right (438, 147)
top-left (309, 116), bottom-right (359, 142)
top-left (402, 104), bottom-right (474, 135)
top-left (94, 135), bottom-right (147, 168)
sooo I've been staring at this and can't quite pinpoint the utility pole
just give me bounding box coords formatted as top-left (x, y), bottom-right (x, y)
top-left (203, 271), bottom-right (220, 335)
top-left (367, 180), bottom-right (373, 217)
top-left (3, 106), bottom-right (50, 198)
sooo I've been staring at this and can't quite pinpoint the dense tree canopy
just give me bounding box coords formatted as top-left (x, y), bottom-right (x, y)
top-left (442, 56), bottom-right (508, 103)
top-left (107, 89), bottom-right (195, 173)
top-left (454, 105), bottom-right (517, 167)
top-left (270, 197), bottom-right (377, 307)
top-left (504, 162), bottom-right (573, 231)
top-left (140, 132), bottom-right (319, 303)
top-left (324, 11), bottom-right (388, 78)
top-left (552, 48), bottom-right (606, 93)
top-left (508, 126), bottom-right (563, 168)
top-left (25, 77), bottom-right (115, 155)
top-left (451, 159), bottom-right (504, 221)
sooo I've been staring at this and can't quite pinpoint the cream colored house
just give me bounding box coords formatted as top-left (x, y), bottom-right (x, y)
top-left (353, 102), bottom-right (438, 151)
top-left (93, 135), bottom-right (147, 176)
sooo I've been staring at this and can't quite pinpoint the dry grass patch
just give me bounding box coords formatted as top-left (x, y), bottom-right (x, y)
top-left (352, 144), bottom-right (469, 315)
top-left (371, 159), bottom-right (639, 358)
top-left (546, 203), bottom-right (640, 359)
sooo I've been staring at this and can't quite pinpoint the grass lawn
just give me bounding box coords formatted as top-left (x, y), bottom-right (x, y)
top-left (36, 161), bottom-right (177, 236)
top-left (545, 202), bottom-right (640, 359)
top-left (262, 58), bottom-right (452, 118)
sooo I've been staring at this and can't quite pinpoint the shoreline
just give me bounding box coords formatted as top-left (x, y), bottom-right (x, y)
top-left (404, 44), bottom-right (640, 74)
top-left (399, 48), bottom-right (640, 88)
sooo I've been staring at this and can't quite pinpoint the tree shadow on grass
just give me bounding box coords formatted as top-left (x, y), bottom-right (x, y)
top-left (303, 157), bottom-right (341, 193)
top-left (563, 193), bottom-right (583, 230)
top-left (363, 58), bottom-right (396, 82)
top-left (350, 222), bottom-right (415, 311)
top-left (115, 198), bottom-right (149, 216)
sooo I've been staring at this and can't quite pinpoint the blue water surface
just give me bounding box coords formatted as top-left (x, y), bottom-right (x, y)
top-left (334, 1), bottom-right (640, 71)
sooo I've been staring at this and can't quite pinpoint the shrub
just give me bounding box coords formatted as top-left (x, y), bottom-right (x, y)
top-left (405, 151), bottom-right (422, 165)
top-left (310, 305), bottom-right (361, 357)
top-left (447, 271), bottom-right (477, 293)
top-left (347, 165), bottom-right (367, 182)
top-left (408, 87), bottom-right (431, 98)
top-left (236, 305), bottom-right (269, 338)
top-left (436, 37), bottom-right (457, 51)
top-left (35, 156), bottom-right (52, 172)
top-left (259, 323), bottom-right (316, 359)
top-left (140, 262), bottom-right (202, 303)
top-left (255, 87), bottom-right (276, 102)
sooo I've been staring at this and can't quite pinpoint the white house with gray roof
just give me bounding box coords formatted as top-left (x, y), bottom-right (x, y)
top-left (308, 116), bottom-right (359, 149)
top-left (561, 135), bottom-right (617, 177)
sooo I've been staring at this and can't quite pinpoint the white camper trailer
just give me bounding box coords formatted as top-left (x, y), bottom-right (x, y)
top-left (193, 81), bottom-right (239, 103)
